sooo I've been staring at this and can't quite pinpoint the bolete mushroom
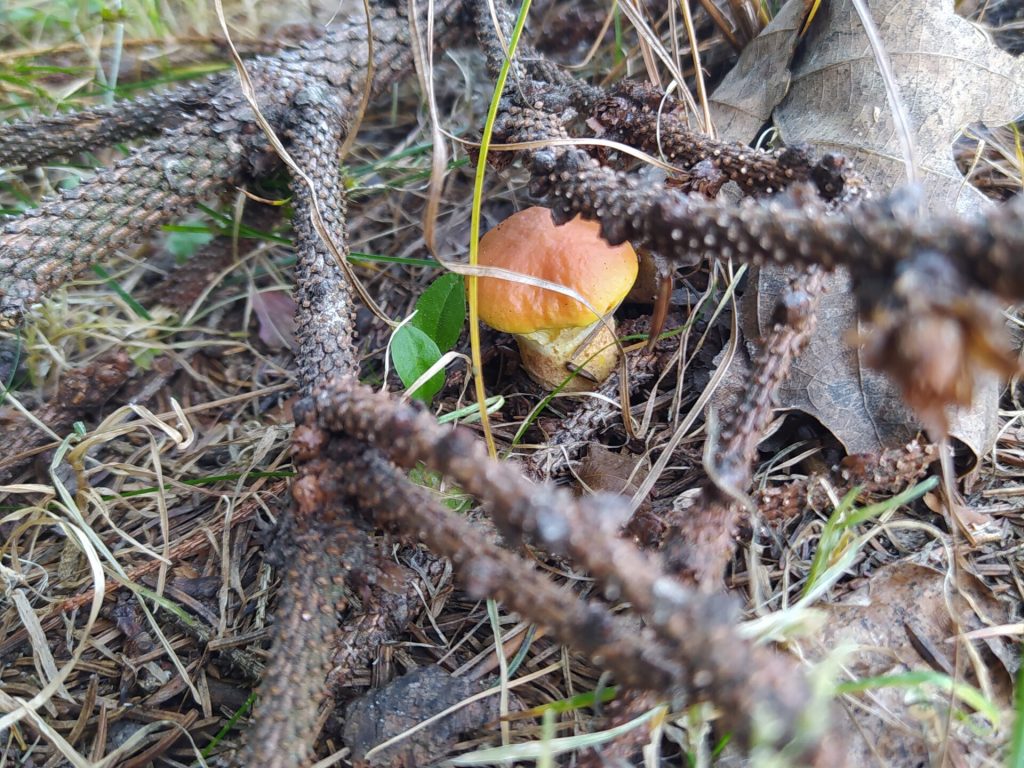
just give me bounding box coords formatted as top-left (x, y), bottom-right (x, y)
top-left (475, 207), bottom-right (638, 391)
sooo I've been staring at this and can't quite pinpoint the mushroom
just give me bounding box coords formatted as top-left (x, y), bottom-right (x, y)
top-left (475, 207), bottom-right (638, 391)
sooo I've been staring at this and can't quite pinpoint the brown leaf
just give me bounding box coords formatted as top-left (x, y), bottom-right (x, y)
top-left (774, 0), bottom-right (1024, 214)
top-left (252, 289), bottom-right (298, 350)
top-left (708, 1), bottom-right (1015, 461)
top-left (739, 266), bottom-right (1001, 462)
top-left (708, 0), bottom-right (811, 141)
top-left (740, 267), bottom-right (918, 455)
top-left (576, 444), bottom-right (646, 497)
top-left (810, 556), bottom-right (1015, 766)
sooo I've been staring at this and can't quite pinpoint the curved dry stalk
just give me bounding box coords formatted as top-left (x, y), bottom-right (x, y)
top-left (285, 86), bottom-right (359, 390)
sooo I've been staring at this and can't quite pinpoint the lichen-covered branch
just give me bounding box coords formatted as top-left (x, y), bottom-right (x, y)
top-left (0, 118), bottom-right (245, 326)
top-left (309, 377), bottom-right (835, 759)
top-left (229, 453), bottom-right (353, 767)
top-left (469, 0), bottom-right (600, 111)
top-left (285, 86), bottom-right (358, 390)
top-left (0, 1), bottom-right (466, 328)
top-left (491, 104), bottom-right (1024, 303)
top-left (664, 268), bottom-right (824, 589)
top-left (0, 79), bottom-right (224, 167)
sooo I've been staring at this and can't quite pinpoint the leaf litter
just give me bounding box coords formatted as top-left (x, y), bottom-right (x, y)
top-left (704, 3), bottom-right (1024, 762)
top-left (0, 1), bottom-right (1023, 767)
top-left (711, 0), bottom-right (1023, 464)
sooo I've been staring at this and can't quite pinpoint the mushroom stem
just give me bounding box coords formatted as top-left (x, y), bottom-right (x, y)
top-left (515, 319), bottom-right (618, 391)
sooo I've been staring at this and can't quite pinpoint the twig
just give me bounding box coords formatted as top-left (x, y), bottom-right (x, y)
top-left (663, 268), bottom-right (824, 589)
top-left (309, 377), bottom-right (834, 758)
top-left (295, 423), bottom-right (690, 697)
top-left (592, 80), bottom-right (854, 199)
top-left (491, 103), bottom-right (1024, 303)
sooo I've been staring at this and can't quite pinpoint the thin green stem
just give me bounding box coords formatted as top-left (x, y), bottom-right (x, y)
top-left (467, 0), bottom-right (532, 458)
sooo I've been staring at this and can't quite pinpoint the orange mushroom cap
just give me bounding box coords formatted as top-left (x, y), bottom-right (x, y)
top-left (475, 207), bottom-right (638, 335)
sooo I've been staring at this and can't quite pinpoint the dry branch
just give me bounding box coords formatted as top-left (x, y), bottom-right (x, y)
top-left (665, 268), bottom-right (824, 589)
top-left (308, 376), bottom-right (833, 758)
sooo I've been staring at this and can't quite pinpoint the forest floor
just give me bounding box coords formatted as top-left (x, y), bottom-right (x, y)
top-left (1, 1), bottom-right (1024, 766)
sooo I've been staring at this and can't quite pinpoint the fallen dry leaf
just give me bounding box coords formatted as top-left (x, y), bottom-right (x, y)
top-left (708, 0), bottom-right (811, 141)
top-left (775, 0), bottom-right (1024, 214)
top-left (576, 444), bottom-right (646, 497)
top-left (739, 267), bottom-right (917, 456)
top-left (809, 554), bottom-right (1015, 767)
top-left (738, 265), bottom-right (1002, 463)
top-left (252, 289), bottom-right (298, 350)
top-left (708, 0), bottom-right (1018, 461)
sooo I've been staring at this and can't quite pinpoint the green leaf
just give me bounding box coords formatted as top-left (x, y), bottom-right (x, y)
top-left (391, 325), bottom-right (445, 402)
top-left (519, 686), bottom-right (619, 718)
top-left (836, 670), bottom-right (1000, 728)
top-left (165, 226), bottom-right (215, 261)
top-left (411, 273), bottom-right (465, 352)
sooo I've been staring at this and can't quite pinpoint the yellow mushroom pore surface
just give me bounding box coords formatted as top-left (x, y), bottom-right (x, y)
top-left (475, 207), bottom-right (638, 335)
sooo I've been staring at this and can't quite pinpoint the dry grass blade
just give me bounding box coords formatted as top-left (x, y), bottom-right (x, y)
top-left (410, 0), bottom-right (448, 256)
top-left (0, 517), bottom-right (105, 734)
top-left (212, 0), bottom-right (397, 328)
top-left (693, 0), bottom-right (744, 50)
top-left (338, 0), bottom-right (376, 164)
top-left (618, 0), bottom-right (703, 124)
top-left (676, 0), bottom-right (713, 134)
top-left (849, 0), bottom-right (919, 186)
